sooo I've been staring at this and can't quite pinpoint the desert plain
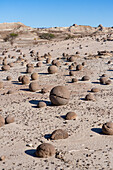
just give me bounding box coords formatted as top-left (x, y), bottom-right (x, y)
top-left (0, 23), bottom-right (113, 169)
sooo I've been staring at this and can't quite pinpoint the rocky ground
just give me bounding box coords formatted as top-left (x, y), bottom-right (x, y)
top-left (0, 34), bottom-right (113, 170)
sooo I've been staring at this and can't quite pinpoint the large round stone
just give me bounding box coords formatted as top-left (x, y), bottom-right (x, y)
top-left (5, 115), bottom-right (15, 124)
top-left (48, 65), bottom-right (58, 74)
top-left (2, 65), bottom-right (10, 71)
top-left (49, 86), bottom-right (70, 105)
top-left (22, 75), bottom-right (30, 85)
top-left (65, 112), bottom-right (77, 120)
top-left (29, 81), bottom-right (39, 92)
top-left (51, 129), bottom-right (68, 140)
top-left (102, 122), bottom-right (113, 135)
top-left (35, 143), bottom-right (55, 158)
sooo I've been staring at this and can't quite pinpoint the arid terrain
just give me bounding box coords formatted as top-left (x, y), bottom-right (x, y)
top-left (0, 22), bottom-right (113, 170)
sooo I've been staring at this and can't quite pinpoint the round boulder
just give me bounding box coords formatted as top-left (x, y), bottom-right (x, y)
top-left (31, 72), bottom-right (38, 80)
top-left (5, 115), bottom-right (15, 124)
top-left (100, 77), bottom-right (107, 85)
top-left (22, 75), bottom-right (30, 85)
top-left (49, 86), bottom-right (70, 105)
top-left (26, 66), bottom-right (33, 73)
top-left (65, 112), bottom-right (77, 120)
top-left (51, 129), bottom-right (68, 140)
top-left (18, 75), bottom-right (23, 82)
top-left (81, 76), bottom-right (90, 81)
top-left (91, 88), bottom-right (99, 92)
top-left (29, 81), bottom-right (39, 92)
top-left (35, 143), bottom-right (55, 158)
top-left (72, 78), bottom-right (78, 83)
top-left (6, 76), bottom-right (12, 81)
top-left (2, 65), bottom-right (10, 71)
top-left (85, 94), bottom-right (95, 101)
top-left (102, 122), bottom-right (113, 135)
top-left (48, 65), bottom-right (58, 74)
top-left (76, 64), bottom-right (83, 71)
top-left (37, 102), bottom-right (46, 108)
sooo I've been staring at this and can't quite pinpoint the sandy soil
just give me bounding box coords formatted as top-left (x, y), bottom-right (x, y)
top-left (0, 36), bottom-right (113, 170)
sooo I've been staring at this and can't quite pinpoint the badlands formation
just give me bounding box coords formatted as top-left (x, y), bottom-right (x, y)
top-left (0, 22), bottom-right (113, 169)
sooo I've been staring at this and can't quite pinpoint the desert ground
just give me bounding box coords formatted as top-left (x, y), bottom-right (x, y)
top-left (0, 23), bottom-right (113, 170)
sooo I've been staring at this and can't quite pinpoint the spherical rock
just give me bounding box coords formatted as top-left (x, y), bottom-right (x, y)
top-left (22, 75), bottom-right (30, 85)
top-left (85, 94), bottom-right (95, 101)
top-left (35, 143), bottom-right (55, 158)
top-left (26, 66), bottom-right (33, 73)
top-left (29, 81), bottom-right (39, 92)
top-left (36, 62), bottom-right (42, 67)
top-left (72, 78), bottom-right (78, 83)
top-left (51, 129), bottom-right (68, 140)
top-left (52, 60), bottom-right (57, 65)
top-left (69, 56), bottom-right (76, 62)
top-left (18, 75), bottom-right (23, 82)
top-left (46, 58), bottom-right (51, 64)
top-left (100, 77), bottom-right (110, 85)
top-left (91, 88), bottom-right (99, 92)
top-left (37, 101), bottom-right (46, 108)
top-left (0, 82), bottom-right (3, 89)
top-left (69, 71), bottom-right (75, 76)
top-left (82, 62), bottom-right (85, 66)
top-left (69, 65), bottom-right (73, 70)
top-left (81, 76), bottom-right (90, 81)
top-left (26, 63), bottom-right (34, 68)
top-left (49, 86), bottom-right (70, 105)
top-left (54, 61), bottom-right (61, 67)
top-left (0, 115), bottom-right (5, 127)
top-left (102, 122), bottom-right (113, 135)
top-left (6, 76), bottom-right (12, 81)
top-left (2, 65), bottom-right (10, 71)
top-left (76, 64), bottom-right (83, 71)
top-left (65, 112), bottom-right (77, 120)
top-left (48, 65), bottom-right (58, 74)
top-left (31, 72), bottom-right (38, 80)
top-left (106, 80), bottom-right (111, 85)
top-left (5, 115), bottom-right (15, 124)
top-left (8, 62), bottom-right (14, 67)
top-left (100, 77), bottom-right (107, 84)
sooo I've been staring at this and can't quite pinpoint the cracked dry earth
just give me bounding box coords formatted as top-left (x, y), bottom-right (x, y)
top-left (0, 36), bottom-right (113, 170)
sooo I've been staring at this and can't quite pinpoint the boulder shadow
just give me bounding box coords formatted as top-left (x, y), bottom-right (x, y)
top-left (66, 81), bottom-right (73, 83)
top-left (80, 98), bottom-right (86, 101)
top-left (38, 73), bottom-right (48, 75)
top-left (61, 115), bottom-right (66, 120)
top-left (12, 81), bottom-right (22, 85)
top-left (44, 134), bottom-right (51, 140)
top-left (20, 72), bottom-right (27, 74)
top-left (91, 81), bottom-right (100, 84)
top-left (20, 88), bottom-right (30, 92)
top-left (107, 69), bottom-right (113, 71)
top-left (91, 128), bottom-right (103, 135)
top-left (25, 149), bottom-right (36, 157)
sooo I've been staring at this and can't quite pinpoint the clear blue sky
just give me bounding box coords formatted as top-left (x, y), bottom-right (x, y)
top-left (0, 0), bottom-right (113, 28)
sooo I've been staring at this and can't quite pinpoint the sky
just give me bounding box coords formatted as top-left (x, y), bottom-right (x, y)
top-left (0, 0), bottom-right (113, 28)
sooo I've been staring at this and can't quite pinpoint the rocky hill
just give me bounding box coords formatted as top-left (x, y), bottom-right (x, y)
top-left (0, 22), bottom-right (113, 45)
